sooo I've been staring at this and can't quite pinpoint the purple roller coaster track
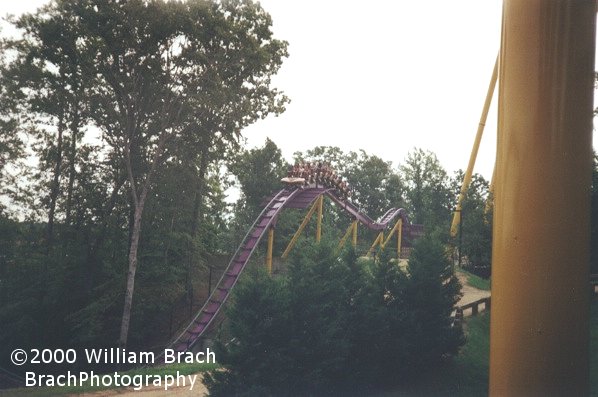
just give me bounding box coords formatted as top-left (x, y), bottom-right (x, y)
top-left (166, 186), bottom-right (422, 354)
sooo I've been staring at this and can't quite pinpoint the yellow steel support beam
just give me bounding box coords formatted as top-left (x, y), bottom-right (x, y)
top-left (489, 1), bottom-right (595, 395)
top-left (351, 220), bottom-right (357, 248)
top-left (316, 195), bottom-right (323, 243)
top-left (337, 220), bottom-right (357, 252)
top-left (382, 218), bottom-right (403, 250)
top-left (281, 197), bottom-right (320, 259)
top-left (367, 232), bottom-right (384, 257)
top-left (450, 55), bottom-right (499, 238)
top-left (396, 218), bottom-right (403, 259)
top-left (265, 226), bottom-right (274, 274)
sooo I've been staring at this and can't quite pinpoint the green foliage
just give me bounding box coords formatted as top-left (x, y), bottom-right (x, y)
top-left (0, 0), bottom-right (288, 361)
top-left (451, 170), bottom-right (493, 277)
top-left (230, 138), bottom-right (289, 214)
top-left (206, 236), bottom-right (463, 395)
top-left (204, 268), bottom-right (293, 396)
top-left (403, 236), bottom-right (464, 369)
top-left (401, 148), bottom-right (452, 232)
top-left (396, 312), bottom-right (490, 397)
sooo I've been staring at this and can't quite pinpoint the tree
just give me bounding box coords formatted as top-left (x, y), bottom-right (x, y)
top-left (204, 268), bottom-right (292, 397)
top-left (345, 151), bottom-right (406, 216)
top-left (0, 38), bottom-right (25, 212)
top-left (402, 235), bottom-right (464, 371)
top-left (4, 0), bottom-right (289, 348)
top-left (230, 138), bottom-right (289, 217)
top-left (400, 148), bottom-right (452, 233)
top-left (206, 240), bottom-right (359, 396)
top-left (206, 237), bottom-right (464, 395)
top-left (450, 171), bottom-right (492, 275)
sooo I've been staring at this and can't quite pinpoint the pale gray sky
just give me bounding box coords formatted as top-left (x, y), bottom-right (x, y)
top-left (2, 1), bottom-right (596, 181)
top-left (247, 0), bottom-right (503, 180)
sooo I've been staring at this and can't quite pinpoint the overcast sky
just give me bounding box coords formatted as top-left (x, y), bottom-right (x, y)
top-left (249, 0), bottom-right (503, 180)
top-left (2, 1), bottom-right (596, 181)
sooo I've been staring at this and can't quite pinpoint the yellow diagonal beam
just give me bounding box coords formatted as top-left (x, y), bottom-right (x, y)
top-left (282, 196), bottom-right (320, 259)
top-left (382, 218), bottom-right (403, 249)
top-left (397, 219), bottom-right (403, 259)
top-left (337, 220), bottom-right (357, 252)
top-left (367, 232), bottom-right (384, 257)
top-left (450, 54), bottom-right (499, 238)
top-left (316, 195), bottom-right (323, 242)
top-left (265, 226), bottom-right (274, 274)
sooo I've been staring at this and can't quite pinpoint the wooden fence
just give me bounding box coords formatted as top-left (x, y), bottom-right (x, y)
top-left (454, 297), bottom-right (491, 323)
top-left (453, 274), bottom-right (598, 324)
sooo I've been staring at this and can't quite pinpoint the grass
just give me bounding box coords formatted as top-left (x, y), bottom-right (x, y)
top-left (0, 361), bottom-right (219, 397)
top-left (459, 269), bottom-right (491, 291)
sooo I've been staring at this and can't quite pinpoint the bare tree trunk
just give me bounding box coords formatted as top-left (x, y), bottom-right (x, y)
top-left (118, 199), bottom-right (144, 348)
top-left (65, 102), bottom-right (79, 226)
top-left (118, 132), bottom-right (167, 348)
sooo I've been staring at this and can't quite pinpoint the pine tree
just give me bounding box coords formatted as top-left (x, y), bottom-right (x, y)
top-left (402, 235), bottom-right (465, 371)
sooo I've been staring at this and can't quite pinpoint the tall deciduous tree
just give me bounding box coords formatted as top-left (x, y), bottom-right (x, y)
top-left (4, 4), bottom-right (88, 248)
top-left (0, 38), bottom-right (25, 209)
top-left (6, 0), bottom-right (288, 348)
top-left (230, 138), bottom-right (288, 216)
top-left (400, 148), bottom-right (452, 231)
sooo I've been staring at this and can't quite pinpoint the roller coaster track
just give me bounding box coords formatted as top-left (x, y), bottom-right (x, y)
top-left (166, 186), bottom-right (419, 353)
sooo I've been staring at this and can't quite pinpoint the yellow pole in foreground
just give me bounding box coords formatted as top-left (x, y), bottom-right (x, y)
top-left (266, 226), bottom-right (274, 274)
top-left (316, 195), bottom-right (323, 243)
top-left (490, 1), bottom-right (595, 395)
top-left (450, 55), bottom-right (499, 237)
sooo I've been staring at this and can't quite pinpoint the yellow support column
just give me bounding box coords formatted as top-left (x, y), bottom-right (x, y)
top-left (367, 232), bottom-right (384, 256)
top-left (315, 195), bottom-right (323, 243)
top-left (490, 1), bottom-right (595, 396)
top-left (450, 55), bottom-right (498, 238)
top-left (351, 220), bottom-right (357, 248)
top-left (282, 198), bottom-right (320, 259)
top-left (396, 219), bottom-right (402, 260)
top-left (337, 220), bottom-right (357, 252)
top-left (382, 218), bottom-right (403, 251)
top-left (266, 226), bottom-right (274, 274)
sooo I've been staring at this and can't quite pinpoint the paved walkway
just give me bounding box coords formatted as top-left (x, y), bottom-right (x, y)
top-left (456, 272), bottom-right (491, 307)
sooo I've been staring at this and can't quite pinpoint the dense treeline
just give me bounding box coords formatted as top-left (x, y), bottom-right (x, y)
top-left (205, 237), bottom-right (464, 396)
top-left (0, 0), bottom-right (289, 367)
